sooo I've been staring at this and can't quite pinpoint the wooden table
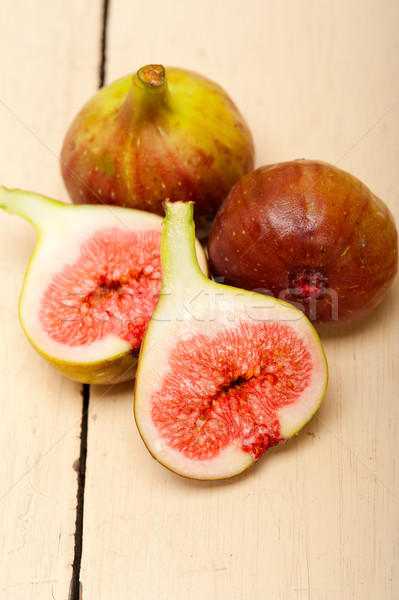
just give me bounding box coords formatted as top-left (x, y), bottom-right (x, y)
top-left (0, 1), bottom-right (398, 598)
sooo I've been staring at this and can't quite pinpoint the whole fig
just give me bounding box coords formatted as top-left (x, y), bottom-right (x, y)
top-left (60, 64), bottom-right (254, 232)
top-left (208, 160), bottom-right (398, 327)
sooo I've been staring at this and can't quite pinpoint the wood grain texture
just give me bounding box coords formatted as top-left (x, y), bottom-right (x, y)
top-left (81, 1), bottom-right (399, 599)
top-left (0, 2), bottom-right (101, 598)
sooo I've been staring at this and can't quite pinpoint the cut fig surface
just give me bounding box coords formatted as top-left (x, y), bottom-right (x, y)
top-left (134, 201), bottom-right (328, 480)
top-left (0, 187), bottom-right (208, 384)
top-left (40, 227), bottom-right (161, 350)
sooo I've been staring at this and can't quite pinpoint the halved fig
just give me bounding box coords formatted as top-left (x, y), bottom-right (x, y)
top-left (0, 187), bottom-right (208, 384)
top-left (134, 201), bottom-right (328, 480)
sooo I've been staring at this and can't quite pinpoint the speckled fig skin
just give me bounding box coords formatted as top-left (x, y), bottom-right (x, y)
top-left (208, 160), bottom-right (398, 327)
top-left (60, 64), bottom-right (254, 231)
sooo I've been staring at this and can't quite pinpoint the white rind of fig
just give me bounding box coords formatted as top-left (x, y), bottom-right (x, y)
top-left (134, 201), bottom-right (328, 480)
top-left (0, 187), bottom-right (209, 384)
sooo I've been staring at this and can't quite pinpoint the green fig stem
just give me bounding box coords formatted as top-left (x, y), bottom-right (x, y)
top-left (136, 64), bottom-right (166, 88)
top-left (0, 187), bottom-right (65, 233)
top-left (161, 201), bottom-right (208, 293)
top-left (121, 64), bottom-right (171, 126)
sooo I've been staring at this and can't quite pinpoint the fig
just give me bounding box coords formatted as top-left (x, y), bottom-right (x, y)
top-left (60, 64), bottom-right (255, 232)
top-left (134, 201), bottom-right (328, 480)
top-left (208, 160), bottom-right (398, 327)
top-left (0, 187), bottom-right (208, 384)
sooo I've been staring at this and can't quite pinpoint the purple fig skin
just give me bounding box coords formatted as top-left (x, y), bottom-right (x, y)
top-left (208, 159), bottom-right (398, 327)
top-left (60, 64), bottom-right (255, 232)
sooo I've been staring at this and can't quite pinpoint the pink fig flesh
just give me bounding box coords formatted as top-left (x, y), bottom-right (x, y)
top-left (151, 320), bottom-right (315, 462)
top-left (40, 227), bottom-right (162, 351)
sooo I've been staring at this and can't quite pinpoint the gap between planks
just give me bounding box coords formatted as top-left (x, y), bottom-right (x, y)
top-left (68, 1), bottom-right (110, 598)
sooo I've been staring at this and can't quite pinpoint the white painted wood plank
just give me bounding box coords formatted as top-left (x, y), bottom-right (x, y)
top-left (0, 2), bottom-right (102, 598)
top-left (82, 1), bottom-right (399, 598)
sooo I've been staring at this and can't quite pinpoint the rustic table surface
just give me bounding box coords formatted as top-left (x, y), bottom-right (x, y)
top-left (0, 1), bottom-right (398, 599)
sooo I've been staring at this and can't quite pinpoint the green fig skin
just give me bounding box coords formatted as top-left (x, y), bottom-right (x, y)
top-left (60, 64), bottom-right (255, 231)
top-left (208, 160), bottom-right (398, 327)
top-left (36, 346), bottom-right (138, 385)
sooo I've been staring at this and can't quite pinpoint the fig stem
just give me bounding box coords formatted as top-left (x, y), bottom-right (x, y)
top-left (136, 64), bottom-right (166, 88)
top-left (0, 187), bottom-right (65, 233)
top-left (161, 201), bottom-right (208, 293)
top-left (124, 64), bottom-right (170, 125)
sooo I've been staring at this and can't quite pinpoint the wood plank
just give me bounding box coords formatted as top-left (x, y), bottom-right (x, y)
top-left (0, 2), bottom-right (102, 598)
top-left (82, 0), bottom-right (399, 598)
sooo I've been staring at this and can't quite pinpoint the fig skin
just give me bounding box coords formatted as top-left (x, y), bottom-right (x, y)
top-left (60, 64), bottom-right (255, 231)
top-left (208, 159), bottom-right (398, 327)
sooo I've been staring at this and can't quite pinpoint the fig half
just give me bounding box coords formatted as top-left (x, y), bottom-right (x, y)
top-left (134, 201), bottom-right (328, 480)
top-left (60, 64), bottom-right (255, 233)
top-left (208, 160), bottom-right (398, 327)
top-left (0, 187), bottom-right (208, 384)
